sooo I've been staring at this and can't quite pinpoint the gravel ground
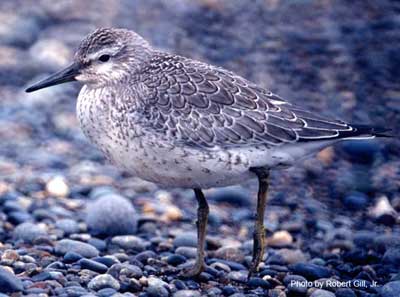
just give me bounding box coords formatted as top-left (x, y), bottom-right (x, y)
top-left (0, 0), bottom-right (399, 296)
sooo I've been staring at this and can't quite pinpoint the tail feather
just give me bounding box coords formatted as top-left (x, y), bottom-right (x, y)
top-left (345, 125), bottom-right (393, 139)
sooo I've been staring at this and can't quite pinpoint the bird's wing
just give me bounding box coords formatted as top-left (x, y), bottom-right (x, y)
top-left (136, 53), bottom-right (357, 149)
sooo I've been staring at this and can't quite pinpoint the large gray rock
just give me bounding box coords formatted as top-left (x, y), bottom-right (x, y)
top-left (86, 193), bottom-right (137, 236)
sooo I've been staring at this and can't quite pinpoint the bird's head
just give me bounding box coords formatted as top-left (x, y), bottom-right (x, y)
top-left (26, 28), bottom-right (152, 92)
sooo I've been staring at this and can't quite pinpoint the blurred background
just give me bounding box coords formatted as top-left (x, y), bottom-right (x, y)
top-left (0, 0), bottom-right (399, 295)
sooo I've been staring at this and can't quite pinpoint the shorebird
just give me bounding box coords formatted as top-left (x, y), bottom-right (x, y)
top-left (26, 28), bottom-right (389, 278)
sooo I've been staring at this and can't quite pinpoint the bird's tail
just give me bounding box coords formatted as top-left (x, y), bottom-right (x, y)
top-left (343, 125), bottom-right (393, 139)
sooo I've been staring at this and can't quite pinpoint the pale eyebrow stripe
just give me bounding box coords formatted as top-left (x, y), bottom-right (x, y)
top-left (87, 47), bottom-right (121, 60)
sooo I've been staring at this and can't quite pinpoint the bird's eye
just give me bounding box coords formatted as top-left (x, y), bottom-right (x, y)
top-left (98, 54), bottom-right (110, 62)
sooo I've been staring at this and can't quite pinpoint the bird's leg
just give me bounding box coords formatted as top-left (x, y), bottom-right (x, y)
top-left (181, 188), bottom-right (209, 278)
top-left (248, 167), bottom-right (270, 279)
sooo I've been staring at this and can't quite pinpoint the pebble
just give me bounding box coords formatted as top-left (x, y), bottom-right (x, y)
top-left (55, 239), bottom-right (99, 258)
top-left (13, 222), bottom-right (46, 243)
top-left (173, 290), bottom-right (201, 297)
top-left (283, 274), bottom-right (308, 294)
top-left (369, 196), bottom-right (397, 225)
top-left (175, 247), bottom-right (197, 259)
top-left (173, 232), bottom-right (197, 248)
top-left (383, 248), bottom-right (400, 266)
top-left (108, 263), bottom-right (143, 279)
top-left (208, 186), bottom-right (251, 207)
top-left (29, 39), bottom-right (71, 69)
top-left (86, 193), bottom-right (138, 236)
top-left (63, 251), bottom-right (83, 263)
top-left (289, 263), bottom-right (331, 280)
top-left (343, 192), bottom-right (369, 210)
top-left (0, 13), bottom-right (40, 47)
top-left (336, 288), bottom-right (357, 297)
top-left (215, 246), bottom-right (245, 262)
top-left (310, 289), bottom-right (336, 297)
top-left (227, 270), bottom-right (247, 283)
top-left (93, 256), bottom-right (119, 268)
top-left (380, 281), bottom-right (400, 297)
top-left (147, 276), bottom-right (169, 297)
top-left (247, 277), bottom-right (271, 289)
top-left (79, 258), bottom-right (108, 273)
top-left (135, 251), bottom-right (157, 263)
top-left (87, 274), bottom-right (120, 291)
top-left (276, 248), bottom-right (307, 264)
top-left (268, 230), bottom-right (293, 247)
top-left (0, 266), bottom-right (23, 293)
top-left (111, 235), bottom-right (146, 251)
top-left (167, 254), bottom-right (187, 266)
top-left (55, 219), bottom-right (80, 235)
top-left (46, 175), bottom-right (69, 197)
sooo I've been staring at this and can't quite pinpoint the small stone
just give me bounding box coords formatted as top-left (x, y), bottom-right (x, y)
top-left (55, 219), bottom-right (80, 235)
top-left (87, 274), bottom-right (120, 291)
top-left (8, 211), bottom-right (32, 225)
top-left (173, 232), bottom-right (197, 248)
top-left (343, 192), bottom-right (368, 210)
top-left (0, 13), bottom-right (40, 47)
top-left (210, 262), bottom-right (230, 275)
top-left (92, 256), bottom-right (119, 268)
top-left (208, 186), bottom-right (250, 207)
top-left (29, 39), bottom-right (72, 69)
top-left (135, 251), bottom-right (157, 263)
top-left (175, 247), bottom-right (197, 259)
top-left (55, 239), bottom-right (99, 258)
top-left (336, 288), bottom-right (357, 297)
top-left (283, 274), bottom-right (308, 295)
top-left (46, 176), bottom-right (69, 197)
top-left (108, 263), bottom-right (143, 279)
top-left (13, 222), bottom-right (46, 243)
top-left (227, 270), bottom-right (247, 283)
top-left (111, 235), bottom-right (146, 251)
top-left (97, 288), bottom-right (117, 296)
top-left (310, 289), bottom-right (335, 297)
top-left (277, 249), bottom-right (307, 264)
top-left (86, 193), bottom-right (138, 236)
top-left (369, 196), bottom-right (397, 225)
top-left (222, 285), bottom-right (238, 295)
top-left (147, 276), bottom-right (169, 297)
top-left (380, 281), bottom-right (400, 297)
top-left (215, 246), bottom-right (245, 262)
top-left (63, 251), bottom-right (83, 263)
top-left (162, 205), bottom-right (183, 222)
top-left (1, 250), bottom-right (19, 265)
top-left (167, 254), bottom-right (187, 266)
top-left (383, 248), bottom-right (400, 266)
top-left (173, 290), bottom-right (201, 297)
top-left (0, 266), bottom-right (23, 293)
top-left (289, 263), bottom-right (331, 280)
top-left (207, 287), bottom-right (223, 296)
top-left (247, 277), bottom-right (271, 289)
top-left (79, 258), bottom-right (108, 273)
top-left (268, 230), bottom-right (293, 247)
top-left (210, 259), bottom-right (246, 271)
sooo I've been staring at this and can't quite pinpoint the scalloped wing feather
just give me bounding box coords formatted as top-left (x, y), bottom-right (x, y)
top-left (137, 53), bottom-right (355, 148)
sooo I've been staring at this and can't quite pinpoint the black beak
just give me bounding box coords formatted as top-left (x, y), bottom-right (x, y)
top-left (25, 62), bottom-right (81, 93)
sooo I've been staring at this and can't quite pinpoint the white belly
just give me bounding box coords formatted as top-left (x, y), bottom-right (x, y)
top-left (92, 131), bottom-right (258, 188)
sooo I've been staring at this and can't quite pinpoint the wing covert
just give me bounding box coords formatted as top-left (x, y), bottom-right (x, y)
top-left (137, 53), bottom-right (354, 148)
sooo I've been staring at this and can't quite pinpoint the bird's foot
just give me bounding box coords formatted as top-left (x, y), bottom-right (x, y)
top-left (179, 261), bottom-right (205, 278)
top-left (247, 261), bottom-right (260, 280)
